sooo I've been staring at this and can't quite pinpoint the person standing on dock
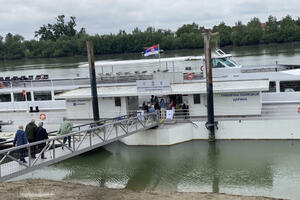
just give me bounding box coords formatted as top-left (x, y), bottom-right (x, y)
top-left (182, 100), bottom-right (189, 119)
top-left (150, 95), bottom-right (155, 104)
top-left (36, 122), bottom-right (48, 159)
top-left (142, 101), bottom-right (149, 113)
top-left (159, 99), bottom-right (166, 119)
top-left (57, 117), bottom-right (73, 149)
top-left (25, 119), bottom-right (37, 159)
top-left (13, 125), bottom-right (28, 163)
top-left (149, 105), bottom-right (156, 121)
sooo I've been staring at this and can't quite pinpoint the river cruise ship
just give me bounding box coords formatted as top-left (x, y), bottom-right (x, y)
top-left (1, 51), bottom-right (300, 144)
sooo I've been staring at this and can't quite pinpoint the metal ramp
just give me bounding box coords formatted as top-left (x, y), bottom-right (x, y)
top-left (0, 113), bottom-right (159, 181)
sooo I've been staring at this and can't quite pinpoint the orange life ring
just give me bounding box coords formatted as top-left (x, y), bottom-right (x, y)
top-left (40, 113), bottom-right (46, 120)
top-left (0, 81), bottom-right (4, 89)
top-left (185, 72), bottom-right (194, 80)
top-left (200, 66), bottom-right (203, 72)
top-left (298, 107), bottom-right (300, 114)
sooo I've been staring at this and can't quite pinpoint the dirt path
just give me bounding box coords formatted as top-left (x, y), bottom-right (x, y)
top-left (0, 179), bottom-right (284, 200)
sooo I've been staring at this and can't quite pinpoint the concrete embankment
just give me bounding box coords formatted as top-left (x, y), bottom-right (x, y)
top-left (0, 179), bottom-right (284, 200)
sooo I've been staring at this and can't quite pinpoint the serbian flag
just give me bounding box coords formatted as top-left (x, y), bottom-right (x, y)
top-left (144, 44), bottom-right (159, 56)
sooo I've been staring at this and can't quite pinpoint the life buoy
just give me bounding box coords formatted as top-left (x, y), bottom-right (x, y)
top-left (298, 107), bottom-right (300, 114)
top-left (200, 66), bottom-right (203, 72)
top-left (40, 74), bottom-right (44, 80)
top-left (0, 81), bottom-right (4, 89)
top-left (40, 113), bottom-right (46, 120)
top-left (185, 72), bottom-right (194, 80)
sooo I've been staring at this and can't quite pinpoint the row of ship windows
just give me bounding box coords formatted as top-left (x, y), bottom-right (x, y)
top-left (0, 91), bottom-right (52, 102)
top-left (2, 81), bottom-right (297, 103)
top-left (268, 81), bottom-right (300, 92)
top-left (0, 92), bottom-right (201, 104)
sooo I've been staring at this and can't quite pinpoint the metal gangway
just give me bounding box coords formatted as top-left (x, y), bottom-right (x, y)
top-left (0, 113), bottom-right (159, 181)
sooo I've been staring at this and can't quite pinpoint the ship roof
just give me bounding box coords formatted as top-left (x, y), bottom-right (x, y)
top-left (56, 79), bottom-right (269, 99)
top-left (79, 56), bottom-right (204, 68)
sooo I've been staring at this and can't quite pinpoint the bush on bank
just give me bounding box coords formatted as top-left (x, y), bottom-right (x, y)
top-left (1, 15), bottom-right (300, 60)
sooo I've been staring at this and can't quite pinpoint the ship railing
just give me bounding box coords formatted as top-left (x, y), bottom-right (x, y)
top-left (132, 106), bottom-right (300, 121)
top-left (0, 75), bottom-right (157, 89)
top-left (0, 78), bottom-right (90, 89)
top-left (0, 112), bottom-right (158, 181)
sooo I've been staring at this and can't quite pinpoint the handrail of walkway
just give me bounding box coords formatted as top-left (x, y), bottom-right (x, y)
top-left (0, 114), bottom-right (139, 153)
top-left (0, 113), bottom-right (159, 181)
top-left (0, 114), bottom-right (136, 145)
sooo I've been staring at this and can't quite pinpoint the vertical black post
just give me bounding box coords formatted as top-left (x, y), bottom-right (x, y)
top-left (204, 33), bottom-right (215, 142)
top-left (86, 40), bottom-right (100, 121)
top-left (208, 142), bottom-right (219, 192)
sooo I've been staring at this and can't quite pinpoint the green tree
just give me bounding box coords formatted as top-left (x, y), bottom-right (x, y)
top-left (0, 35), bottom-right (4, 59)
top-left (213, 22), bottom-right (232, 46)
top-left (178, 32), bottom-right (203, 49)
top-left (23, 40), bottom-right (41, 58)
top-left (245, 17), bottom-right (263, 45)
top-left (176, 22), bottom-right (200, 37)
top-left (263, 15), bottom-right (279, 43)
top-left (3, 33), bottom-right (25, 59)
top-left (35, 15), bottom-right (79, 41)
top-left (278, 15), bottom-right (297, 42)
top-left (231, 21), bottom-right (247, 46)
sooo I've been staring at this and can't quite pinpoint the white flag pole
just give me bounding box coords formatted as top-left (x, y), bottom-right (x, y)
top-left (158, 44), bottom-right (161, 71)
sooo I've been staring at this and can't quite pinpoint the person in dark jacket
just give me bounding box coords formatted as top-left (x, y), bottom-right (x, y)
top-left (182, 100), bottom-right (189, 119)
top-left (142, 101), bottom-right (149, 113)
top-left (13, 125), bottom-right (28, 163)
top-left (150, 95), bottom-right (155, 104)
top-left (25, 119), bottom-right (37, 158)
top-left (36, 122), bottom-right (48, 159)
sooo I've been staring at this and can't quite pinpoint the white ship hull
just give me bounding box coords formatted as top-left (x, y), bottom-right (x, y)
top-left (121, 118), bottom-right (300, 145)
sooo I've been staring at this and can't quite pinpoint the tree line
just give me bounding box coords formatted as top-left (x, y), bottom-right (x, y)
top-left (1, 15), bottom-right (300, 60)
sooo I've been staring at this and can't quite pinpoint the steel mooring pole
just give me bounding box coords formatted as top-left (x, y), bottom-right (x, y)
top-left (86, 40), bottom-right (100, 121)
top-left (203, 32), bottom-right (215, 142)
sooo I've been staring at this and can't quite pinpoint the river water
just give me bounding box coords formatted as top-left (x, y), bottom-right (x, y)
top-left (3, 43), bottom-right (300, 199)
top-left (15, 140), bottom-right (300, 199)
top-left (1, 43), bottom-right (300, 79)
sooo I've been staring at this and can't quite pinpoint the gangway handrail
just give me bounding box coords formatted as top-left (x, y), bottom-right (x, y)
top-left (0, 113), bottom-right (159, 181)
top-left (0, 114), bottom-right (136, 145)
top-left (0, 114), bottom-right (139, 154)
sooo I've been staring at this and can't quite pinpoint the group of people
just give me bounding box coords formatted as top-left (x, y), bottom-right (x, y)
top-left (13, 117), bottom-right (73, 163)
top-left (142, 95), bottom-right (168, 118)
top-left (142, 95), bottom-right (189, 119)
top-left (13, 119), bottom-right (48, 163)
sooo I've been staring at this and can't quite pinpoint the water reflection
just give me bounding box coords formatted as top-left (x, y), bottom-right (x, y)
top-left (16, 140), bottom-right (300, 199)
top-left (60, 140), bottom-right (276, 192)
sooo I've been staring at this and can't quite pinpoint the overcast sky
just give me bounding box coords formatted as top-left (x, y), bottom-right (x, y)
top-left (0, 0), bottom-right (299, 40)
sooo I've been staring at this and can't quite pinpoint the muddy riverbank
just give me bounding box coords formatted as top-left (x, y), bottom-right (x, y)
top-left (0, 179), bottom-right (284, 200)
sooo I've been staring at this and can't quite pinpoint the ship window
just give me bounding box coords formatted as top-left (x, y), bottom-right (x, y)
top-left (220, 58), bottom-right (236, 67)
top-left (115, 97), bottom-right (121, 107)
top-left (212, 58), bottom-right (225, 68)
top-left (54, 90), bottom-right (65, 95)
top-left (34, 91), bottom-right (52, 101)
top-left (193, 94), bottom-right (201, 104)
top-left (0, 94), bottom-right (11, 102)
top-left (280, 81), bottom-right (300, 92)
top-left (264, 81), bottom-right (276, 93)
top-left (14, 92), bottom-right (32, 101)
